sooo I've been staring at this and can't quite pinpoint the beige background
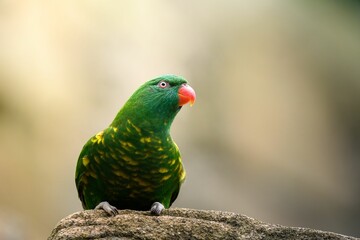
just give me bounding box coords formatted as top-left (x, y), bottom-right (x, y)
top-left (0, 1), bottom-right (359, 239)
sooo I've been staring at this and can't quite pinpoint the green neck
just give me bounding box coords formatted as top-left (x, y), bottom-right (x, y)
top-left (111, 94), bottom-right (181, 138)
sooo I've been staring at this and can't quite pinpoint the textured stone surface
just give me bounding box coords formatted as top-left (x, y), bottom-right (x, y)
top-left (48, 208), bottom-right (358, 240)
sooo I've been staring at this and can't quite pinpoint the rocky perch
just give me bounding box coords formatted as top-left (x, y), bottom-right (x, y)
top-left (48, 208), bottom-right (358, 240)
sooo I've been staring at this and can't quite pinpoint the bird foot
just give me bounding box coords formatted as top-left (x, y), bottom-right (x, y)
top-left (150, 202), bottom-right (164, 215)
top-left (95, 201), bottom-right (118, 216)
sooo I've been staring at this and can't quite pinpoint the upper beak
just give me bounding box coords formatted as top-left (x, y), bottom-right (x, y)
top-left (178, 84), bottom-right (196, 106)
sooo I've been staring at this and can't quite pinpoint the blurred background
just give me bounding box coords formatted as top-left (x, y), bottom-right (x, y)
top-left (0, 1), bottom-right (359, 239)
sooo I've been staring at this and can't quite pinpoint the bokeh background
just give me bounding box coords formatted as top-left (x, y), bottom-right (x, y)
top-left (0, 1), bottom-right (359, 239)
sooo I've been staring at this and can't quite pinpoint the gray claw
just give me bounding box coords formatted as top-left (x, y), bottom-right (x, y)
top-left (95, 201), bottom-right (119, 216)
top-left (150, 202), bottom-right (165, 215)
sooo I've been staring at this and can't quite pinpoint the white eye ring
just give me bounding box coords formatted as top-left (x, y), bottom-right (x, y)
top-left (158, 81), bottom-right (169, 88)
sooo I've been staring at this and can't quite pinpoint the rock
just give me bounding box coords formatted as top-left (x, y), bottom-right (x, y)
top-left (48, 208), bottom-right (358, 240)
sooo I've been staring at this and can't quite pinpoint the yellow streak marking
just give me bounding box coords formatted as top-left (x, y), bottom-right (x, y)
top-left (115, 148), bottom-right (125, 155)
top-left (91, 131), bottom-right (104, 144)
top-left (120, 141), bottom-right (135, 148)
top-left (89, 171), bottom-right (98, 179)
top-left (180, 169), bottom-right (186, 182)
top-left (169, 159), bottom-right (176, 166)
top-left (110, 153), bottom-right (119, 160)
top-left (108, 179), bottom-right (117, 185)
top-left (122, 155), bottom-right (138, 166)
top-left (143, 187), bottom-right (153, 192)
top-left (82, 177), bottom-right (88, 185)
top-left (112, 127), bottom-right (118, 133)
top-left (174, 163), bottom-right (180, 171)
top-left (161, 175), bottom-right (172, 181)
top-left (110, 153), bottom-right (118, 160)
top-left (127, 119), bottom-right (141, 134)
top-left (158, 147), bottom-right (164, 151)
top-left (110, 164), bottom-right (119, 169)
top-left (82, 156), bottom-right (90, 167)
top-left (133, 177), bottom-right (150, 187)
top-left (114, 170), bottom-right (129, 179)
top-left (140, 137), bottom-right (151, 143)
top-left (159, 168), bottom-right (169, 173)
top-left (94, 156), bottom-right (100, 163)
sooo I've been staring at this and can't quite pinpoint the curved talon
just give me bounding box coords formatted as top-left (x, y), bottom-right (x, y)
top-left (95, 201), bottom-right (118, 216)
top-left (150, 202), bottom-right (165, 216)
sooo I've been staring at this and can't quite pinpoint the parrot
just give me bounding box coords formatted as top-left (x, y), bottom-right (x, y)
top-left (75, 75), bottom-right (196, 216)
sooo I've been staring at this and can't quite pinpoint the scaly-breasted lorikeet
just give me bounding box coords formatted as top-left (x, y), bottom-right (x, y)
top-left (75, 75), bottom-right (196, 215)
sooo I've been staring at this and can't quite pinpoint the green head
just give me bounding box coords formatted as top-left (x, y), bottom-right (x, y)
top-left (113, 75), bottom-right (196, 134)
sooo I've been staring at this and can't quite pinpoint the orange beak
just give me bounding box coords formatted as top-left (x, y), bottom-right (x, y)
top-left (178, 84), bottom-right (196, 106)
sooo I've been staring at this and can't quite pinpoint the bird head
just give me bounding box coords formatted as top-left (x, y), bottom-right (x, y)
top-left (115, 75), bottom-right (196, 133)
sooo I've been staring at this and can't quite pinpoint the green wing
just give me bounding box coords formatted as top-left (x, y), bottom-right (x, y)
top-left (75, 129), bottom-right (110, 209)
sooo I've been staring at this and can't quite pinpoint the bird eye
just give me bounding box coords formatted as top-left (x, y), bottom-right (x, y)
top-left (158, 81), bottom-right (169, 89)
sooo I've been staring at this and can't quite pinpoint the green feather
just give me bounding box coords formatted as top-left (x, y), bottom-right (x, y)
top-left (75, 75), bottom-right (190, 211)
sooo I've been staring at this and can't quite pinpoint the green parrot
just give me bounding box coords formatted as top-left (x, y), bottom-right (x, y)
top-left (75, 75), bottom-right (196, 216)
